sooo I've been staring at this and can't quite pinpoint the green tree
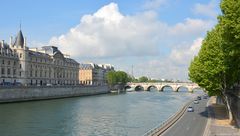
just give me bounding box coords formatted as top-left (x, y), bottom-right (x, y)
top-left (106, 71), bottom-right (130, 87)
top-left (138, 76), bottom-right (149, 82)
top-left (189, 26), bottom-right (224, 96)
top-left (107, 71), bottom-right (117, 87)
top-left (115, 71), bottom-right (129, 84)
top-left (189, 0), bottom-right (240, 122)
top-left (219, 0), bottom-right (240, 86)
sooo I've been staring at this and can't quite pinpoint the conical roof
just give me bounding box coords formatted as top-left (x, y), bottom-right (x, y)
top-left (14, 30), bottom-right (24, 47)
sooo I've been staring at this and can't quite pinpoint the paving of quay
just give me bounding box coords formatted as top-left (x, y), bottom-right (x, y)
top-left (161, 97), bottom-right (208, 136)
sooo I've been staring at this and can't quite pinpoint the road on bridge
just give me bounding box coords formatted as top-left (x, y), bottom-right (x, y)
top-left (161, 97), bottom-right (209, 136)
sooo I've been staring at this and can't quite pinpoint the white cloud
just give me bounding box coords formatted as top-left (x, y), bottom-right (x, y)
top-left (130, 38), bottom-right (203, 81)
top-left (193, 0), bottom-right (219, 18)
top-left (45, 2), bottom-right (216, 80)
top-left (50, 3), bottom-right (168, 58)
top-left (169, 18), bottom-right (214, 37)
top-left (49, 3), bottom-right (212, 58)
top-left (170, 38), bottom-right (203, 65)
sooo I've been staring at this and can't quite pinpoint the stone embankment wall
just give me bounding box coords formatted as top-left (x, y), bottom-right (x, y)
top-left (0, 85), bottom-right (109, 103)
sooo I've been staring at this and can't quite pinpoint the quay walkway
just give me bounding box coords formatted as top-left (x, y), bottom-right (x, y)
top-left (203, 97), bottom-right (240, 136)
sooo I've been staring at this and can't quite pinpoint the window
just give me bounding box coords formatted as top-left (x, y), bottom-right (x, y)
top-left (13, 61), bottom-right (16, 66)
top-left (19, 72), bottom-right (21, 77)
top-left (19, 64), bottom-right (22, 69)
top-left (8, 61), bottom-right (10, 65)
top-left (20, 53), bottom-right (22, 58)
top-left (1, 68), bottom-right (4, 74)
top-left (13, 69), bottom-right (16, 75)
top-left (2, 60), bottom-right (4, 64)
top-left (7, 68), bottom-right (10, 75)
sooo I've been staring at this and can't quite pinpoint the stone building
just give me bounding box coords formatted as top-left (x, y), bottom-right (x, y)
top-left (0, 40), bottom-right (20, 85)
top-left (79, 63), bottom-right (114, 85)
top-left (0, 30), bottom-right (79, 86)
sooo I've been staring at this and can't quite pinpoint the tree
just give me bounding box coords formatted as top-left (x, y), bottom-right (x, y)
top-left (107, 71), bottom-right (117, 87)
top-left (189, 26), bottom-right (224, 96)
top-left (106, 71), bottom-right (130, 87)
top-left (138, 76), bottom-right (149, 82)
top-left (219, 0), bottom-right (240, 85)
top-left (189, 0), bottom-right (240, 122)
top-left (115, 71), bottom-right (129, 85)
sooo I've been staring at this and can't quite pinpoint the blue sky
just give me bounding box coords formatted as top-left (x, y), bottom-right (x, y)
top-left (0, 0), bottom-right (221, 81)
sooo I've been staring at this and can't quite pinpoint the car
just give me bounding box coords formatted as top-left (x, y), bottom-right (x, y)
top-left (203, 94), bottom-right (208, 99)
top-left (187, 106), bottom-right (194, 112)
top-left (46, 83), bottom-right (52, 86)
top-left (194, 100), bottom-right (199, 104)
top-left (197, 96), bottom-right (201, 100)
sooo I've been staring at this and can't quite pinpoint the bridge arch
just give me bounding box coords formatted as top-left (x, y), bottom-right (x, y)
top-left (146, 85), bottom-right (158, 91)
top-left (176, 86), bottom-right (189, 92)
top-left (135, 85), bottom-right (144, 91)
top-left (124, 85), bottom-right (132, 90)
top-left (160, 85), bottom-right (174, 92)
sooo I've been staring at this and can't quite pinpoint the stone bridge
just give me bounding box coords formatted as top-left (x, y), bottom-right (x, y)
top-left (126, 82), bottom-right (201, 92)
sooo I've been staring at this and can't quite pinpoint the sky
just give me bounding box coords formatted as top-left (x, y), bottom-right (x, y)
top-left (0, 0), bottom-right (221, 81)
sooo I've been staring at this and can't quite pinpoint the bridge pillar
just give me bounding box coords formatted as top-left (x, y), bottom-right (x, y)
top-left (171, 85), bottom-right (178, 92)
top-left (143, 86), bottom-right (148, 91)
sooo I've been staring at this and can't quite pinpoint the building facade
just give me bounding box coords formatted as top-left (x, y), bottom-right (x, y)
top-left (0, 40), bottom-right (20, 85)
top-left (0, 30), bottom-right (79, 86)
top-left (79, 63), bottom-right (114, 85)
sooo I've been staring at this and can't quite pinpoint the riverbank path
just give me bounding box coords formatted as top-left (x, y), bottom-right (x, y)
top-left (203, 97), bottom-right (240, 136)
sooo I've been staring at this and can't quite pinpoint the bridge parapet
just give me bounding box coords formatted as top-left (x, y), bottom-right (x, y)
top-left (126, 82), bottom-right (201, 92)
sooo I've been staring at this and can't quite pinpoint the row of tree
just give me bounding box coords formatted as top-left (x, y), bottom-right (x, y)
top-left (106, 72), bottom-right (162, 87)
top-left (106, 71), bottom-right (131, 87)
top-left (188, 0), bottom-right (240, 122)
top-left (129, 76), bottom-right (171, 83)
top-left (106, 71), bottom-right (176, 87)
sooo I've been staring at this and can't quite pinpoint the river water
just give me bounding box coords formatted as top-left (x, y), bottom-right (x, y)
top-left (0, 88), bottom-right (203, 136)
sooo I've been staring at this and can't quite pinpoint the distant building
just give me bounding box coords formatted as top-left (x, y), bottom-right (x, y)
top-left (79, 63), bottom-right (114, 85)
top-left (0, 29), bottom-right (79, 86)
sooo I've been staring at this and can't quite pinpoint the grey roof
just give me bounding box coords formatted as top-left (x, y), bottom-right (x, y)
top-left (65, 58), bottom-right (78, 64)
top-left (14, 30), bottom-right (24, 48)
top-left (79, 64), bottom-right (94, 69)
top-left (0, 42), bottom-right (9, 49)
top-left (0, 42), bottom-right (18, 57)
top-left (28, 50), bottom-right (51, 58)
top-left (0, 42), bottom-right (12, 51)
top-left (41, 46), bottom-right (60, 55)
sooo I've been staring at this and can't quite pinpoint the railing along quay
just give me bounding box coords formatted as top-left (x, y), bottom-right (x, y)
top-left (143, 99), bottom-right (193, 136)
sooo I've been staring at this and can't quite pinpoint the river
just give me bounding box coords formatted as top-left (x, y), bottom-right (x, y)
top-left (0, 87), bottom-right (203, 136)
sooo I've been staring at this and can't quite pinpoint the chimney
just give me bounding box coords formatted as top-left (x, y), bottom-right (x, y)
top-left (10, 36), bottom-right (13, 47)
top-left (1, 40), bottom-right (4, 47)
